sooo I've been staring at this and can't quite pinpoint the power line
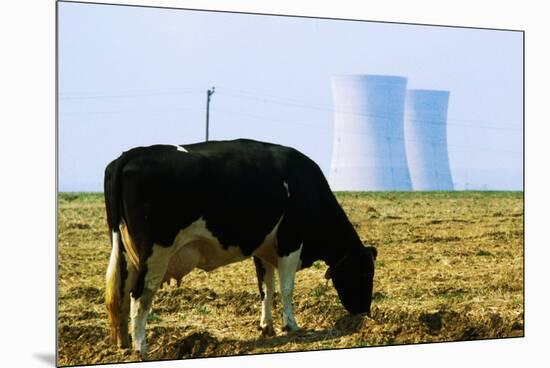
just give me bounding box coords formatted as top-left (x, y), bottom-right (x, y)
top-left (59, 89), bottom-right (204, 100)
top-left (59, 106), bottom-right (204, 116)
top-left (215, 87), bottom-right (521, 131)
top-left (212, 107), bottom-right (522, 155)
top-left (59, 86), bottom-right (521, 131)
top-left (58, 86), bottom-right (522, 154)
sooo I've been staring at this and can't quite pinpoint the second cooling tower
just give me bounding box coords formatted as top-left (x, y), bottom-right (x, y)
top-left (404, 89), bottom-right (454, 190)
top-left (329, 75), bottom-right (412, 191)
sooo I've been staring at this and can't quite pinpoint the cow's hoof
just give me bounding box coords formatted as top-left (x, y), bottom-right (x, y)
top-left (128, 350), bottom-right (141, 361)
top-left (282, 324), bottom-right (300, 334)
top-left (132, 349), bottom-right (148, 361)
top-left (118, 336), bottom-right (130, 349)
top-left (260, 324), bottom-right (275, 337)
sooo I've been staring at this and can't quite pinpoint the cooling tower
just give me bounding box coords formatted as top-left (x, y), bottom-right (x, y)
top-left (404, 89), bottom-right (454, 190)
top-left (329, 75), bottom-right (412, 191)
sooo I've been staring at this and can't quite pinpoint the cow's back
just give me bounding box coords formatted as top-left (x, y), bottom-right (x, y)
top-left (111, 139), bottom-right (326, 255)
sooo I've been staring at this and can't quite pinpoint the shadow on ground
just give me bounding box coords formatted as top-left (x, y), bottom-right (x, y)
top-left (149, 313), bottom-right (368, 360)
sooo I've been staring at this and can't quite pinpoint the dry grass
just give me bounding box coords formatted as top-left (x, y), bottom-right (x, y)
top-left (57, 191), bottom-right (524, 366)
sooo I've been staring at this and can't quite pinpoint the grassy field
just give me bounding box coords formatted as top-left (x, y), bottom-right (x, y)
top-left (57, 191), bottom-right (524, 366)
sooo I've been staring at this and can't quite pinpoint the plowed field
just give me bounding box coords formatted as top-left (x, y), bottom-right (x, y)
top-left (57, 192), bottom-right (523, 366)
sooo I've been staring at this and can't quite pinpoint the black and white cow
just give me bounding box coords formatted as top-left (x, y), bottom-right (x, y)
top-left (104, 139), bottom-right (377, 359)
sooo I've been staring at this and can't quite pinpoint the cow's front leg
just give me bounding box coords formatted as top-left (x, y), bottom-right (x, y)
top-left (130, 245), bottom-right (171, 360)
top-left (277, 245), bottom-right (302, 333)
top-left (254, 257), bottom-right (276, 336)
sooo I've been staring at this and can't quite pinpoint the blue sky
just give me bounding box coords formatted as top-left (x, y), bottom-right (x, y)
top-left (58, 2), bottom-right (523, 191)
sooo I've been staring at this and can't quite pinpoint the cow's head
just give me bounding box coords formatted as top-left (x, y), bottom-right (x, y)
top-left (326, 245), bottom-right (377, 315)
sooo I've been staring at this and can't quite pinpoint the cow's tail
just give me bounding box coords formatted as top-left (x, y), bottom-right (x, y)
top-left (105, 229), bottom-right (123, 345)
top-left (104, 157), bottom-right (128, 347)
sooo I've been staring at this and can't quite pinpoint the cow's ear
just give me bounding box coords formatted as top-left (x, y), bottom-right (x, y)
top-left (365, 246), bottom-right (377, 261)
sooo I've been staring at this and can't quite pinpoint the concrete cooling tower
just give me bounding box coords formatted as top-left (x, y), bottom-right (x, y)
top-left (329, 75), bottom-right (412, 191)
top-left (404, 89), bottom-right (454, 190)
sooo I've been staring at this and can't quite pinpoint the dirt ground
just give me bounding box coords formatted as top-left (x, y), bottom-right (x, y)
top-left (57, 191), bottom-right (523, 366)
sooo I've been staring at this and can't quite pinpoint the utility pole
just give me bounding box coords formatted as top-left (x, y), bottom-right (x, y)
top-left (205, 86), bottom-right (215, 141)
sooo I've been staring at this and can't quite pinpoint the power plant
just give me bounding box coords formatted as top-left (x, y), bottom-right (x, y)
top-left (404, 89), bottom-right (454, 190)
top-left (329, 75), bottom-right (454, 191)
top-left (329, 75), bottom-right (412, 191)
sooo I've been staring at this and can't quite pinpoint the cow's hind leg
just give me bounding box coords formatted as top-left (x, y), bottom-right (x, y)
top-left (118, 263), bottom-right (138, 348)
top-left (254, 257), bottom-right (275, 337)
top-left (277, 245), bottom-right (302, 333)
top-left (130, 244), bottom-right (171, 360)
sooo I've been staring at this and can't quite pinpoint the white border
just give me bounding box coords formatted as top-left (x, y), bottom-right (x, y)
top-left (2, 1), bottom-right (547, 367)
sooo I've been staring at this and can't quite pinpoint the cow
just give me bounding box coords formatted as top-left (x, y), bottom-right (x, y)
top-left (104, 138), bottom-right (377, 359)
